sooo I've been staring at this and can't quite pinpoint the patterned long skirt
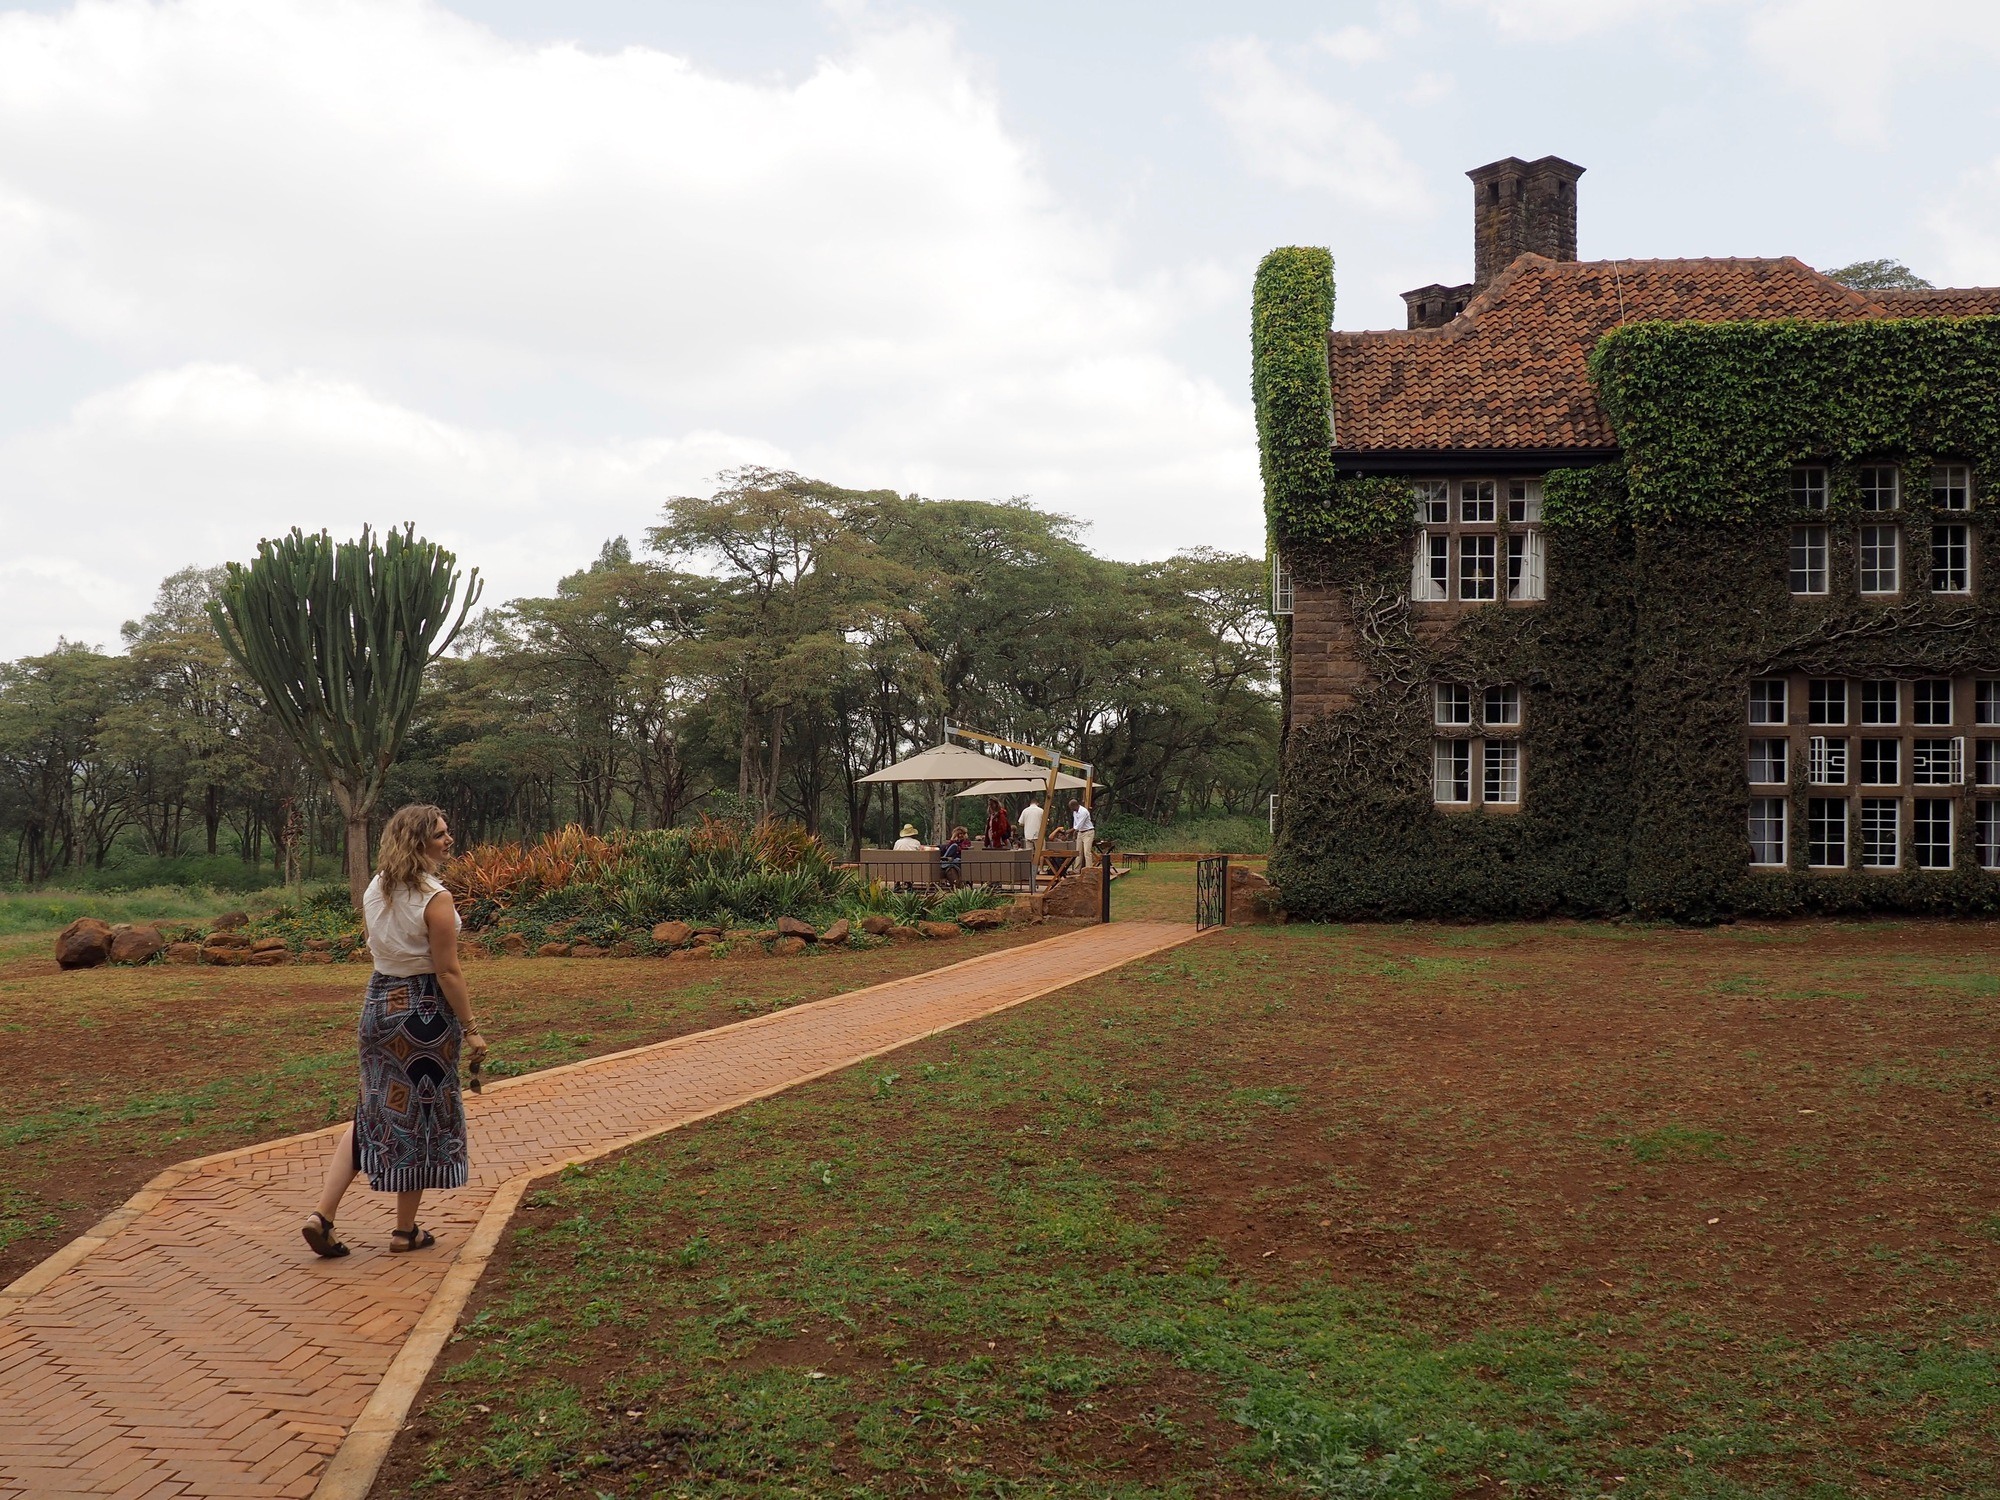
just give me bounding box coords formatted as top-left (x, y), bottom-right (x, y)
top-left (353, 971), bottom-right (468, 1193)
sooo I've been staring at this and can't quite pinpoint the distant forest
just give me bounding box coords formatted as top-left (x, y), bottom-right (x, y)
top-left (0, 470), bottom-right (1278, 884)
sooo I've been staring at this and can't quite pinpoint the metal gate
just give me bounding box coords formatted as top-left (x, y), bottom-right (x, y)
top-left (1195, 855), bottom-right (1230, 930)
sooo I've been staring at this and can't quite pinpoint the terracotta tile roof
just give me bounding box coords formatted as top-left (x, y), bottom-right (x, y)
top-left (1871, 286), bottom-right (2000, 317)
top-left (1328, 254), bottom-right (1996, 455)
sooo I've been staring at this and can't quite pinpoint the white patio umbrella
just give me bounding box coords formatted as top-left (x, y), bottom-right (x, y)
top-left (854, 743), bottom-right (1024, 784)
top-left (953, 772), bottom-right (1088, 797)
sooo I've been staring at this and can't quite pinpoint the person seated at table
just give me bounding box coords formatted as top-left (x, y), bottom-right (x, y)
top-left (893, 823), bottom-right (925, 851)
top-left (984, 797), bottom-right (1012, 849)
top-left (940, 825), bottom-right (969, 887)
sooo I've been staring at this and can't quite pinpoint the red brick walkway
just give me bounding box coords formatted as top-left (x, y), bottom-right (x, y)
top-left (0, 921), bottom-right (1195, 1499)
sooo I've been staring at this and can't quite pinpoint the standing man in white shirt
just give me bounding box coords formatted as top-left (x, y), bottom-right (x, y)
top-left (1018, 796), bottom-right (1045, 850)
top-left (1069, 797), bottom-right (1094, 867)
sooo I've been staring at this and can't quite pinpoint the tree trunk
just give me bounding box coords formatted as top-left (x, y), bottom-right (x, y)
top-left (332, 782), bottom-right (372, 912)
top-left (765, 705), bottom-right (784, 819)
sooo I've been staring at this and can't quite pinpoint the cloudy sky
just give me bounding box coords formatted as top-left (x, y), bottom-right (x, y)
top-left (4, 0), bottom-right (1999, 656)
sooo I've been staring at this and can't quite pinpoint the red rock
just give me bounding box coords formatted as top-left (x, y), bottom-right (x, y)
top-left (203, 932), bottom-right (252, 949)
top-left (820, 919), bottom-right (851, 946)
top-left (55, 918), bottom-right (113, 970)
top-left (164, 941), bottom-right (203, 965)
top-left (348, 945), bottom-right (373, 964)
top-left (958, 909), bottom-right (1004, 931)
top-left (608, 940), bottom-right (638, 957)
top-left (248, 948), bottom-right (287, 966)
top-left (860, 915), bottom-right (895, 936)
top-left (211, 911), bottom-right (250, 931)
top-left (108, 923), bottom-right (166, 964)
top-left (537, 942), bottom-right (572, 958)
top-left (772, 935), bottom-right (808, 957)
top-left (499, 933), bottom-right (528, 956)
top-left (917, 921), bottom-right (959, 940)
top-left (249, 936), bottom-right (287, 954)
top-left (650, 921), bottom-right (694, 947)
top-left (886, 925), bottom-right (921, 943)
top-left (205, 948), bottom-right (247, 967)
top-left (777, 916), bottom-right (817, 942)
top-left (571, 944), bottom-right (607, 958)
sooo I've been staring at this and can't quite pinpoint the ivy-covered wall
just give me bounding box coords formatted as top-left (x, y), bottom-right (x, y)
top-left (1259, 245), bottom-right (2000, 920)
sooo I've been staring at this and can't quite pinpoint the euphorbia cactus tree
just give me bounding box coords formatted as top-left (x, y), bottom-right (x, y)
top-left (209, 525), bottom-right (482, 910)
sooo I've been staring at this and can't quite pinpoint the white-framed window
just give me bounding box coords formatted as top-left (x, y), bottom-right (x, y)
top-left (1977, 739), bottom-right (2000, 788)
top-left (1458, 535), bottom-right (1497, 600)
top-left (1460, 480), bottom-right (1496, 523)
top-left (1860, 738), bottom-right (1901, 786)
top-left (1808, 797), bottom-right (1848, 868)
top-left (1790, 526), bottom-right (1828, 594)
top-left (1932, 524), bottom-right (1971, 594)
top-left (1859, 465), bottom-right (1900, 512)
top-left (1483, 684), bottom-right (1521, 725)
top-left (1749, 738), bottom-right (1788, 784)
top-left (1433, 739), bottom-right (1472, 804)
top-left (1415, 480), bottom-right (1449, 525)
top-left (1506, 530), bottom-right (1546, 601)
top-left (1749, 679), bottom-right (1788, 725)
top-left (1932, 464), bottom-right (1971, 511)
top-left (1808, 736), bottom-right (1848, 786)
top-left (1412, 531), bottom-right (1450, 602)
top-left (1809, 679), bottom-right (1847, 726)
top-left (1434, 683), bottom-right (1472, 726)
top-left (1914, 798), bottom-right (1954, 869)
top-left (1506, 479), bottom-right (1543, 523)
top-left (1913, 737), bottom-right (1965, 787)
top-left (1978, 801), bottom-right (2000, 871)
top-left (1861, 798), bottom-right (1900, 869)
top-left (1272, 556), bottom-right (1293, 615)
top-left (1914, 679), bottom-right (1953, 726)
top-left (1749, 797), bottom-right (1788, 866)
top-left (1859, 525), bottom-right (1900, 594)
top-left (1860, 680), bottom-right (1900, 725)
top-left (1483, 741), bottom-right (1520, 804)
top-left (1792, 466), bottom-right (1828, 511)
top-left (1980, 681), bottom-right (2000, 726)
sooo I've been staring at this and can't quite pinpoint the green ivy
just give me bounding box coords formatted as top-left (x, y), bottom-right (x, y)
top-left (1267, 290), bottom-right (2000, 921)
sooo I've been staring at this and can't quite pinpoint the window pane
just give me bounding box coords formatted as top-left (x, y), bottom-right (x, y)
top-left (1460, 480), bottom-right (1495, 523)
top-left (1931, 524), bottom-right (1970, 593)
top-left (1458, 535), bottom-right (1496, 599)
top-left (1861, 798), bottom-right (1900, 868)
top-left (1808, 736), bottom-right (1847, 786)
top-left (1859, 525), bottom-right (1900, 594)
top-left (1414, 480), bottom-right (1449, 525)
top-left (1979, 740), bottom-right (2000, 788)
top-left (1913, 738), bottom-right (1960, 785)
top-left (1748, 797), bottom-right (1787, 866)
top-left (1979, 801), bottom-right (2000, 871)
top-left (1790, 526), bottom-right (1828, 594)
top-left (1859, 465), bottom-right (1900, 511)
top-left (1860, 738), bottom-right (1901, 786)
top-left (1809, 680), bottom-right (1847, 726)
top-left (1809, 798), bottom-right (1848, 868)
top-left (1914, 798), bottom-right (1954, 869)
top-left (1506, 479), bottom-right (1542, 523)
top-left (1791, 466), bottom-right (1827, 511)
top-left (1427, 533), bottom-right (1450, 600)
top-left (1434, 684), bottom-right (1471, 725)
top-left (1914, 679), bottom-right (1952, 725)
top-left (1932, 464), bottom-right (1971, 511)
top-left (1483, 685), bottom-right (1520, 726)
top-left (1860, 680), bottom-right (1899, 725)
top-left (1433, 739), bottom-right (1471, 803)
top-left (1483, 741), bottom-right (1520, 804)
top-left (1749, 680), bottom-right (1788, 725)
top-left (1980, 681), bottom-right (2000, 726)
top-left (1749, 738), bottom-right (1788, 784)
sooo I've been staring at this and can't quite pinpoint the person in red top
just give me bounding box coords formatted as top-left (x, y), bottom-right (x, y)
top-left (985, 797), bottom-right (1012, 848)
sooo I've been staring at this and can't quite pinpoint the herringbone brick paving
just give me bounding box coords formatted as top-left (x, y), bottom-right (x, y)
top-left (0, 921), bottom-right (1194, 1499)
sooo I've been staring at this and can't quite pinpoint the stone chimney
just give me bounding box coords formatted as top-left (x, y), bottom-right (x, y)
top-left (1468, 155), bottom-right (1584, 289)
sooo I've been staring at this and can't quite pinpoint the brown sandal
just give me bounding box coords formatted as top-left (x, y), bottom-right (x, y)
top-left (389, 1226), bottom-right (435, 1253)
top-left (302, 1213), bottom-right (350, 1259)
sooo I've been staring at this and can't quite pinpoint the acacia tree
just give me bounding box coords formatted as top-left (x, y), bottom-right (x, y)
top-left (209, 525), bottom-right (481, 908)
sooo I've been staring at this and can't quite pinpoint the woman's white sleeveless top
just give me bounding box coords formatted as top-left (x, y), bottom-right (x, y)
top-left (362, 873), bottom-right (457, 977)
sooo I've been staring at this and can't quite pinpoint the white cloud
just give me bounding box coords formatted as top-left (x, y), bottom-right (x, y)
top-left (1744, 0), bottom-right (2000, 143)
top-left (1452, 0), bottom-right (1725, 41)
top-left (1925, 158), bottom-right (2000, 287)
top-left (1202, 37), bottom-right (1429, 214)
top-left (1315, 25), bottom-right (1389, 64)
top-left (0, 0), bottom-right (1260, 657)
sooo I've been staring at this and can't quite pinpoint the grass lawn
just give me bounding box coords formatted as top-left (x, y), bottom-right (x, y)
top-left (378, 905), bottom-right (2000, 1499)
top-left (0, 911), bottom-right (1077, 1286)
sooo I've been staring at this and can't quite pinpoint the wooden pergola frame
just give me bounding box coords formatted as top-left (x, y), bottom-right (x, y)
top-left (943, 721), bottom-right (1093, 869)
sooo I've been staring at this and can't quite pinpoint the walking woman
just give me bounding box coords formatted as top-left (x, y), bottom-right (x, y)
top-left (303, 803), bottom-right (487, 1258)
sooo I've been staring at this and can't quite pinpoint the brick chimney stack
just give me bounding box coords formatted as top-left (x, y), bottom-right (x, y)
top-left (1467, 155), bottom-right (1584, 289)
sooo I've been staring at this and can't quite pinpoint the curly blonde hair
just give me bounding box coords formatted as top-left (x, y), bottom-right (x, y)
top-left (377, 803), bottom-right (448, 894)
